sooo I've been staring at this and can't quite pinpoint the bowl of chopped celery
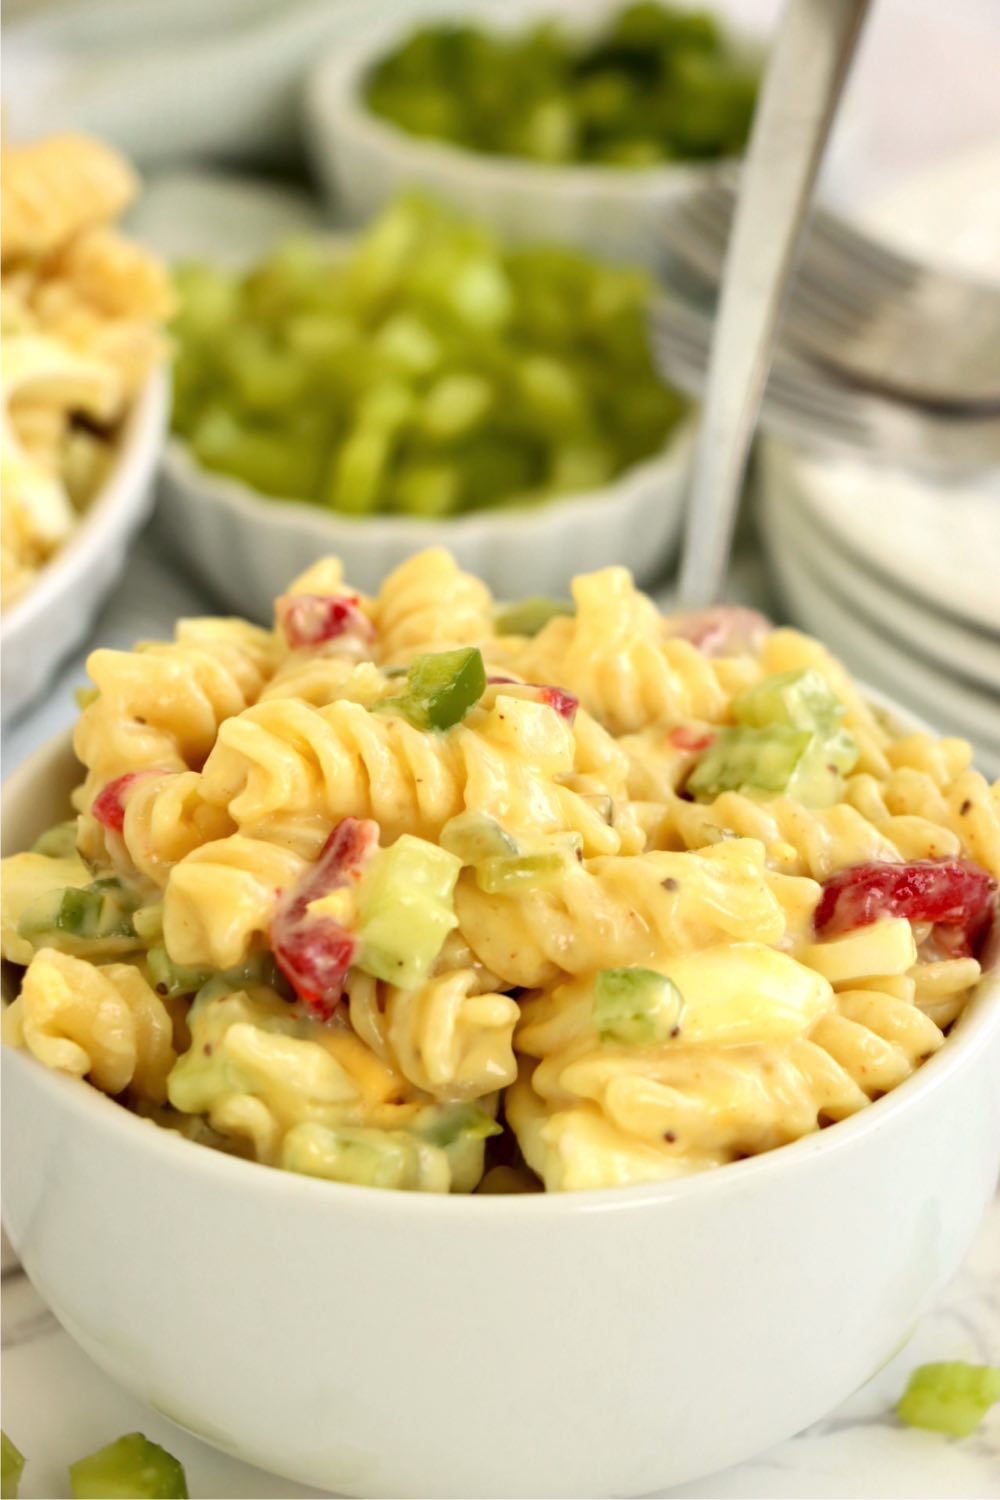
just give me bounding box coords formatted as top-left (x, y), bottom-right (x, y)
top-left (158, 194), bottom-right (694, 615)
top-left (305, 0), bottom-right (761, 269)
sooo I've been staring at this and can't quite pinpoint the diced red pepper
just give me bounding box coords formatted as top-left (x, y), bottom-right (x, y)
top-left (487, 676), bottom-right (578, 723)
top-left (276, 593), bottom-right (375, 651)
top-left (539, 686), bottom-right (578, 723)
top-left (814, 859), bottom-right (996, 957)
top-left (271, 817), bottom-right (379, 1020)
top-left (668, 726), bottom-right (717, 754)
top-left (91, 770), bottom-right (169, 833)
top-left (664, 606), bottom-right (771, 658)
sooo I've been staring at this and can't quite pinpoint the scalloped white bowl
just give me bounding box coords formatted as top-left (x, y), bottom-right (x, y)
top-left (1, 369), bottom-right (169, 721)
top-left (156, 417), bottom-right (696, 619)
top-left (3, 726), bottom-right (999, 1498)
top-left (304, 0), bottom-right (756, 269)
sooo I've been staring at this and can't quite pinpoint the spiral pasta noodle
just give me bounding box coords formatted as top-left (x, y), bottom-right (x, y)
top-left (375, 548), bottom-right (494, 665)
top-left (2, 948), bottom-right (175, 1102)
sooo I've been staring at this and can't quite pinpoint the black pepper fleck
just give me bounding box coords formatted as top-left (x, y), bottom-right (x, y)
top-left (960, 799), bottom-right (972, 815)
top-left (661, 877), bottom-right (678, 891)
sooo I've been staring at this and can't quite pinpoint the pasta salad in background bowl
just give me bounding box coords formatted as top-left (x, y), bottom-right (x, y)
top-left (1, 132), bottom-right (172, 718)
top-left (2, 548), bottom-right (998, 1497)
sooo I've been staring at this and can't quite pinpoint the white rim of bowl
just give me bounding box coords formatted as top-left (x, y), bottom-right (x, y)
top-left (4, 721), bottom-right (998, 1219)
top-left (1, 369), bottom-right (170, 638)
top-left (305, 2), bottom-right (753, 202)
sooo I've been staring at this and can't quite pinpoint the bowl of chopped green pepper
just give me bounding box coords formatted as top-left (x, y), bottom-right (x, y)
top-left (305, 0), bottom-right (761, 269)
top-left (158, 192), bottom-right (694, 617)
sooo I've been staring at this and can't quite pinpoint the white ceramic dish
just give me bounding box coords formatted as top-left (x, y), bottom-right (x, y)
top-left (762, 488), bottom-right (1000, 773)
top-left (156, 416), bottom-right (695, 618)
top-left (3, 728), bottom-right (999, 1499)
top-left (304, 0), bottom-right (758, 270)
top-left (1, 369), bottom-right (169, 721)
top-left (760, 458), bottom-right (1000, 697)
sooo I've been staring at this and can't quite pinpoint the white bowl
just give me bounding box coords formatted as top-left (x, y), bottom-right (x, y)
top-left (156, 419), bottom-right (696, 619)
top-left (304, 0), bottom-right (757, 270)
top-left (3, 728), bottom-right (999, 1498)
top-left (1, 369), bottom-right (169, 721)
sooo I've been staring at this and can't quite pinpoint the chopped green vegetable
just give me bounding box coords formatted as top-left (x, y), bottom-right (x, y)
top-left (68, 1432), bottom-right (188, 1499)
top-left (440, 810), bottom-right (519, 864)
top-left (686, 724), bottom-right (858, 808)
top-left (413, 1101), bottom-right (503, 1148)
top-left (30, 820), bottom-right (79, 859)
top-left (732, 668), bottom-right (846, 736)
top-left (475, 849), bottom-right (575, 894)
top-left (356, 835), bottom-right (460, 987)
top-left (1, 1432), bottom-right (24, 1500)
top-left (375, 647), bottom-right (486, 731)
top-left (593, 967), bottom-right (683, 1045)
top-left (896, 1362), bottom-right (1000, 1438)
top-left (18, 878), bottom-right (139, 946)
top-left (146, 947), bottom-right (214, 998)
top-left (494, 596), bottom-right (575, 636)
top-left (74, 686), bottom-right (100, 710)
top-left (364, 5), bottom-right (758, 167)
top-left (170, 194), bottom-right (685, 519)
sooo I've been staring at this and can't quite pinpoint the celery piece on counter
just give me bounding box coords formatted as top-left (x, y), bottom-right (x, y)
top-left (69, 1432), bottom-right (188, 1499)
top-left (897, 1362), bottom-right (1000, 1439)
top-left (1, 1433), bottom-right (24, 1500)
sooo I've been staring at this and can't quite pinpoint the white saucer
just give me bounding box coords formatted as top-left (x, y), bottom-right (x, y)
top-left (760, 445), bottom-right (1000, 696)
top-left (763, 493), bottom-right (1000, 775)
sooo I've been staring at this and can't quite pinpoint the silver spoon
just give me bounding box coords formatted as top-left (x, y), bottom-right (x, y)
top-left (677, 0), bottom-right (872, 609)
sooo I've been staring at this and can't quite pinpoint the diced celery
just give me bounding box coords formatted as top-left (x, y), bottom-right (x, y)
top-left (1, 1432), bottom-right (24, 1500)
top-left (733, 668), bottom-right (846, 736)
top-left (440, 811), bottom-right (519, 863)
top-left (375, 647), bottom-right (487, 731)
top-left (355, 835), bottom-right (460, 988)
top-left (494, 596), bottom-right (574, 636)
top-left (146, 947), bottom-right (213, 998)
top-left (413, 1102), bottom-right (502, 1148)
top-left (686, 724), bottom-right (858, 807)
top-left (68, 1432), bottom-right (188, 1499)
top-left (74, 686), bottom-right (100, 710)
top-left (325, 425), bottom-right (393, 514)
top-left (419, 373), bottom-right (493, 441)
top-left (475, 850), bottom-right (572, 894)
top-left (30, 820), bottom-right (79, 859)
top-left (687, 725), bottom-right (812, 800)
top-left (593, 967), bottom-right (684, 1045)
top-left (18, 878), bottom-right (138, 945)
top-left (390, 462), bottom-right (461, 517)
top-left (897, 1362), bottom-right (1000, 1438)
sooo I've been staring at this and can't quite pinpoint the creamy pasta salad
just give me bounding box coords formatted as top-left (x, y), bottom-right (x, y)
top-left (1, 134), bottom-right (171, 604)
top-left (2, 550), bottom-right (997, 1192)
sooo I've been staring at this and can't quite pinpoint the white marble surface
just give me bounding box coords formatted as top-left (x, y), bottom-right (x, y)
top-left (3, 1192), bottom-right (997, 1499)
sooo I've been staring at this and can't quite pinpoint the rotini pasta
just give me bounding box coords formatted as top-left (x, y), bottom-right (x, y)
top-left (1, 133), bottom-right (170, 602)
top-left (2, 551), bottom-right (996, 1193)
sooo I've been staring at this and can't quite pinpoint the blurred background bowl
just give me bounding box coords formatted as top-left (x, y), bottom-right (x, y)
top-left (1, 367), bottom-right (169, 721)
top-left (157, 412), bottom-right (695, 616)
top-left (305, 0), bottom-right (761, 270)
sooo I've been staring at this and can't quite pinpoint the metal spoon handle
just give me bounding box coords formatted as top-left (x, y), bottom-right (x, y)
top-left (677, 0), bottom-right (872, 609)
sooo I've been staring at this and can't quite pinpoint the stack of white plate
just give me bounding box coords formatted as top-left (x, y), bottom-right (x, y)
top-left (758, 443), bottom-right (1000, 775)
top-left (757, 142), bottom-right (1000, 777)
